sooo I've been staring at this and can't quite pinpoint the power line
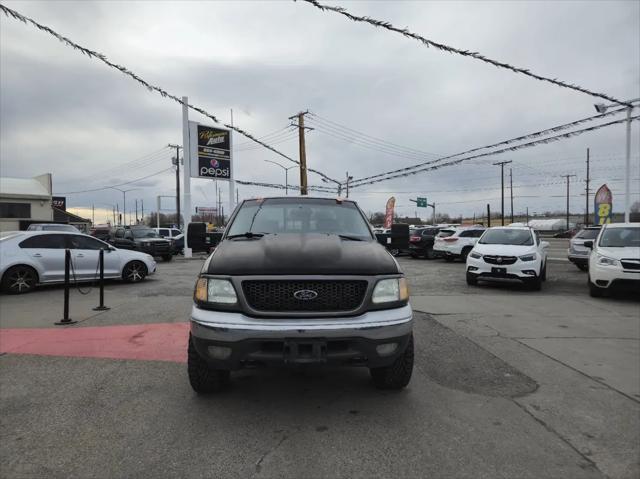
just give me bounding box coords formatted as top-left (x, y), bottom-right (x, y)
top-left (235, 179), bottom-right (337, 193)
top-left (350, 106), bottom-right (633, 185)
top-left (300, 0), bottom-right (631, 107)
top-left (55, 167), bottom-right (173, 194)
top-left (350, 115), bottom-right (640, 188)
top-left (0, 3), bottom-right (341, 186)
top-left (307, 112), bottom-right (441, 158)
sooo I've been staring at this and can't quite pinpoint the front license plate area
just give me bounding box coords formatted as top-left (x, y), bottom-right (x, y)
top-left (284, 340), bottom-right (327, 364)
top-left (492, 267), bottom-right (507, 276)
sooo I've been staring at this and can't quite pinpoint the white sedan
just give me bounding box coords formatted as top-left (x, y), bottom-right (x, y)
top-left (465, 226), bottom-right (549, 290)
top-left (0, 231), bottom-right (156, 294)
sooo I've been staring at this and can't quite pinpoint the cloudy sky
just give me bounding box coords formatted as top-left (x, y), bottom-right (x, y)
top-left (1, 0), bottom-right (639, 224)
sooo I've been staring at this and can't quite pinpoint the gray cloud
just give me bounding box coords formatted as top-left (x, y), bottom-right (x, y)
top-left (1, 0), bottom-right (638, 221)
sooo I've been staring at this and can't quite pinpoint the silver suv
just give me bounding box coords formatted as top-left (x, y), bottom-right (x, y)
top-left (188, 197), bottom-right (414, 393)
top-left (568, 226), bottom-right (601, 271)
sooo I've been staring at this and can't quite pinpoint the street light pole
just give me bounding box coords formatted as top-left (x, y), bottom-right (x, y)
top-left (264, 160), bottom-right (297, 195)
top-left (109, 187), bottom-right (137, 227)
top-left (593, 98), bottom-right (639, 222)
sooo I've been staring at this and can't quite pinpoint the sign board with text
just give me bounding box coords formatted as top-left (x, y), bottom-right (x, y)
top-left (189, 122), bottom-right (232, 180)
top-left (52, 196), bottom-right (66, 211)
top-left (416, 197), bottom-right (427, 208)
top-left (594, 184), bottom-right (612, 225)
top-left (196, 207), bottom-right (218, 214)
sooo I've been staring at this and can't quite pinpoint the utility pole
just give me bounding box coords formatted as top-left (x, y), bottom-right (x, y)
top-left (526, 207), bottom-right (529, 225)
top-left (289, 110), bottom-right (312, 195)
top-left (509, 168), bottom-right (514, 224)
top-left (168, 144), bottom-right (182, 228)
top-left (493, 160), bottom-right (512, 226)
top-left (112, 206), bottom-right (116, 225)
top-left (585, 148), bottom-right (590, 226)
top-left (562, 174), bottom-right (577, 230)
top-left (141, 199), bottom-right (144, 225)
top-left (116, 204), bottom-right (120, 225)
top-left (345, 172), bottom-right (353, 198)
top-left (92, 204), bottom-right (95, 225)
top-left (135, 199), bottom-right (138, 224)
top-left (487, 204), bottom-right (491, 228)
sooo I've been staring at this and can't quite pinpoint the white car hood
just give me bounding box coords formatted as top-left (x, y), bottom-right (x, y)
top-left (473, 243), bottom-right (536, 256)
top-left (596, 246), bottom-right (640, 260)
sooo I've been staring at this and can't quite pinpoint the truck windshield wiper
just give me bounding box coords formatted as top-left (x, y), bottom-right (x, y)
top-left (226, 232), bottom-right (270, 239)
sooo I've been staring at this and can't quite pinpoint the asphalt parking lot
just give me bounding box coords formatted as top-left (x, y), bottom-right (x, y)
top-left (1, 239), bottom-right (638, 479)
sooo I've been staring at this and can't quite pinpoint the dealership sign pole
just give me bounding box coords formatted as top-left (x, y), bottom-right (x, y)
top-left (182, 96), bottom-right (192, 258)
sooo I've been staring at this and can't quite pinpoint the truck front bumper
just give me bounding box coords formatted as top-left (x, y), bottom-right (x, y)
top-left (190, 304), bottom-right (413, 369)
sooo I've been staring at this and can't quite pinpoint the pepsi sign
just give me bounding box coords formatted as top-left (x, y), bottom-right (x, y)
top-left (190, 123), bottom-right (232, 180)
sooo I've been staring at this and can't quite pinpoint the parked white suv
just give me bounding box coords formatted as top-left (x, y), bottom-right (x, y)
top-left (466, 226), bottom-right (549, 290)
top-left (586, 223), bottom-right (640, 297)
top-left (433, 226), bottom-right (485, 261)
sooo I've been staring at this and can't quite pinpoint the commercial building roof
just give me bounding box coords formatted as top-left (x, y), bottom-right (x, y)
top-left (0, 174), bottom-right (52, 199)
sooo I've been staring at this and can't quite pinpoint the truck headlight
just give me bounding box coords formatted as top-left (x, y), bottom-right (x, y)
top-left (372, 278), bottom-right (409, 304)
top-left (194, 278), bottom-right (238, 304)
top-left (519, 253), bottom-right (537, 262)
top-left (596, 255), bottom-right (619, 267)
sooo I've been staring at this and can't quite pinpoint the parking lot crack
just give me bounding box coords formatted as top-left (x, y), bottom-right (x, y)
top-left (252, 433), bottom-right (289, 477)
top-left (512, 400), bottom-right (602, 477)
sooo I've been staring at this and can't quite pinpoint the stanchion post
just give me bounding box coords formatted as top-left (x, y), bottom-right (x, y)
top-left (93, 248), bottom-right (110, 311)
top-left (55, 249), bottom-right (77, 325)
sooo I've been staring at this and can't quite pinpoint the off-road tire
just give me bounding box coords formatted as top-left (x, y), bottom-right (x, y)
top-left (466, 272), bottom-right (478, 286)
top-left (370, 335), bottom-right (414, 390)
top-left (122, 261), bottom-right (147, 283)
top-left (188, 335), bottom-right (230, 394)
top-left (1, 265), bottom-right (38, 294)
top-left (162, 254), bottom-right (173, 262)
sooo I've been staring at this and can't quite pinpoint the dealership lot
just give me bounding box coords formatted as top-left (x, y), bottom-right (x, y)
top-left (1, 241), bottom-right (638, 479)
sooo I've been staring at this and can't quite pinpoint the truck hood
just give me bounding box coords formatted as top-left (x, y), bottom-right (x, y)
top-left (206, 233), bottom-right (399, 276)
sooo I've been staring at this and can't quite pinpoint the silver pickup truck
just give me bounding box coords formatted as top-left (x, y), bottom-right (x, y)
top-left (188, 196), bottom-right (414, 393)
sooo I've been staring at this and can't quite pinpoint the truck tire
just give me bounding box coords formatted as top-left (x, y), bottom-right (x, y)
top-left (188, 335), bottom-right (230, 394)
top-left (370, 335), bottom-right (414, 390)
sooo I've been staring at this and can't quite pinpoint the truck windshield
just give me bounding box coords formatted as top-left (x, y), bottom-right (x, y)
top-left (226, 198), bottom-right (373, 240)
top-left (131, 228), bottom-right (160, 238)
top-left (479, 228), bottom-right (533, 245)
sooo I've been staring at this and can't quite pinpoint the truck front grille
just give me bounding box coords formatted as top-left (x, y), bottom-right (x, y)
top-left (242, 280), bottom-right (368, 312)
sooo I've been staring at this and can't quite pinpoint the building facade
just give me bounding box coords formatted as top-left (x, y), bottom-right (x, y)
top-left (0, 174), bottom-right (54, 232)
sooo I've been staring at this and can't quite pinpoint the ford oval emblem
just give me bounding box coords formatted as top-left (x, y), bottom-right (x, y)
top-left (293, 289), bottom-right (318, 301)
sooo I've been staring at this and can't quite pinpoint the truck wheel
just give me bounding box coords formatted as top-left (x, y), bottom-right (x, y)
top-left (466, 272), bottom-right (478, 286)
top-left (370, 335), bottom-right (414, 390)
top-left (588, 276), bottom-right (604, 297)
top-left (187, 335), bottom-right (230, 394)
top-left (162, 254), bottom-right (173, 262)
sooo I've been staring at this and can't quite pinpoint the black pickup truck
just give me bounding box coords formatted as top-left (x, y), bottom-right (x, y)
top-left (107, 226), bottom-right (173, 261)
top-left (408, 227), bottom-right (441, 259)
top-left (188, 196), bottom-right (414, 393)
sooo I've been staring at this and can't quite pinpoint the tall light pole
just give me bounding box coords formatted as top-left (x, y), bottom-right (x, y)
top-left (109, 187), bottom-right (137, 226)
top-left (493, 160), bottom-right (512, 226)
top-left (264, 160), bottom-right (297, 195)
top-left (593, 98), bottom-right (639, 222)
